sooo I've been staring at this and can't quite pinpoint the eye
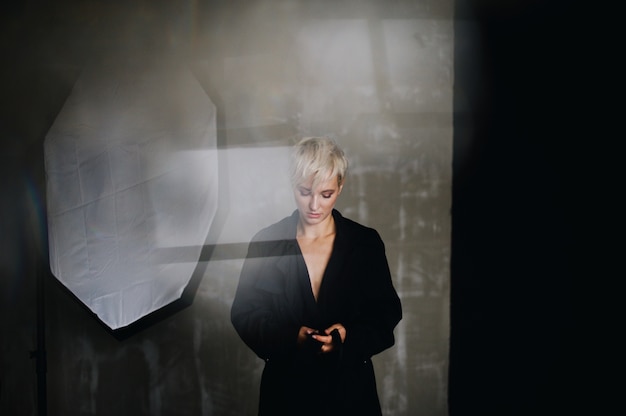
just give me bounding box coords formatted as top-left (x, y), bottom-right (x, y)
top-left (322, 193), bottom-right (333, 199)
top-left (299, 190), bottom-right (311, 197)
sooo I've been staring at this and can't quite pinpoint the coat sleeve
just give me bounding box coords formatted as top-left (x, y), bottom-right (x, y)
top-left (342, 229), bottom-right (402, 362)
top-left (230, 238), bottom-right (301, 360)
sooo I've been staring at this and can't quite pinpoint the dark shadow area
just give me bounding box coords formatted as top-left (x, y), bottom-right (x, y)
top-left (450, 0), bottom-right (610, 414)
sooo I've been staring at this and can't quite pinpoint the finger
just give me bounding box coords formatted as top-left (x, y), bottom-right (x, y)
top-left (326, 324), bottom-right (344, 334)
top-left (327, 325), bottom-right (346, 342)
top-left (312, 334), bottom-right (332, 343)
top-left (320, 342), bottom-right (335, 353)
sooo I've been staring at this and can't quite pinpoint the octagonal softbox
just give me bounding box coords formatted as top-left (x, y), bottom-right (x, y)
top-left (44, 63), bottom-right (218, 331)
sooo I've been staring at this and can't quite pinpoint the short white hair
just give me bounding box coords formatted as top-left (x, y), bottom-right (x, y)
top-left (290, 137), bottom-right (348, 189)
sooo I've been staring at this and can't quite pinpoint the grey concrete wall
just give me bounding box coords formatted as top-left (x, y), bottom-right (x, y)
top-left (1, 1), bottom-right (453, 415)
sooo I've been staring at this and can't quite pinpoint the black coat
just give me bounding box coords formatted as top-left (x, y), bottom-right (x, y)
top-left (231, 210), bottom-right (402, 416)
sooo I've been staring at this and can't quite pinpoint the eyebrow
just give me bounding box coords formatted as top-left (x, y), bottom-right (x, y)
top-left (297, 186), bottom-right (335, 193)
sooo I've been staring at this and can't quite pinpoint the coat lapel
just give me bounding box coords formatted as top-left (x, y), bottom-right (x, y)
top-left (317, 210), bottom-right (354, 305)
top-left (272, 213), bottom-right (320, 320)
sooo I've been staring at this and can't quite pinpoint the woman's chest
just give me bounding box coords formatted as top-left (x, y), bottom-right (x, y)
top-left (296, 235), bottom-right (335, 300)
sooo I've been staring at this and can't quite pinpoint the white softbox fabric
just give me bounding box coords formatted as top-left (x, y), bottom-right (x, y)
top-left (44, 64), bottom-right (218, 330)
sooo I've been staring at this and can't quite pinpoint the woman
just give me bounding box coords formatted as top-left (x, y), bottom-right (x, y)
top-left (231, 137), bottom-right (402, 416)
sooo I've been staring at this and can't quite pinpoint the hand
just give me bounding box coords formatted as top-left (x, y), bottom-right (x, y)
top-left (297, 326), bottom-right (318, 346)
top-left (312, 323), bottom-right (346, 353)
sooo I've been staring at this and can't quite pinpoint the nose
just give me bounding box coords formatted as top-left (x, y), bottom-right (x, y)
top-left (309, 195), bottom-right (319, 210)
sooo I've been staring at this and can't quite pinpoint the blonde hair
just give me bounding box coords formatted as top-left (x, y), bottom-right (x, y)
top-left (290, 137), bottom-right (348, 189)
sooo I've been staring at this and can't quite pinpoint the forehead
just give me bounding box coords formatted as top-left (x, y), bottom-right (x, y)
top-left (297, 174), bottom-right (339, 190)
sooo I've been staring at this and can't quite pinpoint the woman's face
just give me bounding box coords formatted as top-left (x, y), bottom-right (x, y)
top-left (293, 175), bottom-right (342, 228)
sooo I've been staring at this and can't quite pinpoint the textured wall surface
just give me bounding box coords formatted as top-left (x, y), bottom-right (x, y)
top-left (1, 1), bottom-right (453, 415)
